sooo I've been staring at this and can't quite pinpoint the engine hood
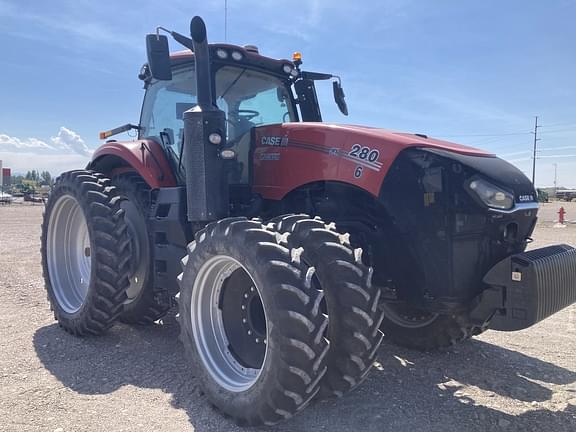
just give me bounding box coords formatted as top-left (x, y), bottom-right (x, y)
top-left (252, 122), bottom-right (497, 200)
top-left (275, 122), bottom-right (493, 157)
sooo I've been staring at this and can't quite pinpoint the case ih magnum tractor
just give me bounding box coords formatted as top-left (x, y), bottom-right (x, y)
top-left (41, 16), bottom-right (576, 426)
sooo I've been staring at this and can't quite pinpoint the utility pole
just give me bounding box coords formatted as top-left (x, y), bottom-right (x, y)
top-left (531, 116), bottom-right (540, 185)
top-left (553, 163), bottom-right (558, 198)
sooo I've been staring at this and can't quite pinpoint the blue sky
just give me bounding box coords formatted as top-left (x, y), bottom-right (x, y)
top-left (1, 0), bottom-right (575, 186)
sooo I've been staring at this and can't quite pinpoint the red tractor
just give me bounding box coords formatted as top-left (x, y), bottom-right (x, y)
top-left (41, 16), bottom-right (576, 426)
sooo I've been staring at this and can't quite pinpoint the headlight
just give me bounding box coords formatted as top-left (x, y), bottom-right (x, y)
top-left (208, 133), bottom-right (222, 145)
top-left (231, 51), bottom-right (243, 61)
top-left (468, 178), bottom-right (514, 210)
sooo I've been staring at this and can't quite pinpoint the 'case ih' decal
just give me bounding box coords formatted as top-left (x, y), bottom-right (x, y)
top-left (261, 136), bottom-right (288, 146)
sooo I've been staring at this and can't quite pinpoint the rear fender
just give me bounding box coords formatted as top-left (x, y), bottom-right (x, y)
top-left (88, 139), bottom-right (177, 188)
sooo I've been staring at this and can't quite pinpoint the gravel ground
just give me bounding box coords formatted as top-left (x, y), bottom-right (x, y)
top-left (0, 203), bottom-right (575, 432)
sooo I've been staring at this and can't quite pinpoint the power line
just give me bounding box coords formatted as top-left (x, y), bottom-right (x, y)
top-left (539, 121), bottom-right (576, 128)
top-left (538, 128), bottom-right (576, 134)
top-left (436, 131), bottom-right (531, 138)
top-left (432, 126), bottom-right (576, 139)
top-left (538, 146), bottom-right (576, 152)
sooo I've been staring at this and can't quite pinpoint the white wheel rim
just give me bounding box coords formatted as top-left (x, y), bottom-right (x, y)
top-left (47, 194), bottom-right (91, 313)
top-left (190, 255), bottom-right (268, 392)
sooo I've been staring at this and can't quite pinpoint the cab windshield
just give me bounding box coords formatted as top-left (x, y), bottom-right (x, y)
top-left (140, 64), bottom-right (295, 157)
top-left (215, 66), bottom-right (296, 143)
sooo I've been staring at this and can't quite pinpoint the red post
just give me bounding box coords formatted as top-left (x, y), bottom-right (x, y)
top-left (558, 207), bottom-right (566, 225)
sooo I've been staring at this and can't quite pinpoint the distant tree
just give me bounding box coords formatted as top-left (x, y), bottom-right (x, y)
top-left (40, 171), bottom-right (53, 186)
top-left (25, 170), bottom-right (39, 181)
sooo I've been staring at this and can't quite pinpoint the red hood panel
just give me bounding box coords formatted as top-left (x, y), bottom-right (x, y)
top-left (280, 123), bottom-right (493, 157)
top-left (253, 122), bottom-right (493, 200)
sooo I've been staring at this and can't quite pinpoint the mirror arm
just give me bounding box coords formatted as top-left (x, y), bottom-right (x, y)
top-left (156, 26), bottom-right (195, 51)
top-left (99, 124), bottom-right (141, 140)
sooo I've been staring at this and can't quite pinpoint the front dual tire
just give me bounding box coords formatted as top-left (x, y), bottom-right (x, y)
top-left (178, 218), bottom-right (330, 426)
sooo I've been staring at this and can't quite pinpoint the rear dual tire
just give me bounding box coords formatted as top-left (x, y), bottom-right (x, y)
top-left (178, 218), bottom-right (330, 426)
top-left (41, 170), bottom-right (131, 336)
top-left (112, 174), bottom-right (170, 324)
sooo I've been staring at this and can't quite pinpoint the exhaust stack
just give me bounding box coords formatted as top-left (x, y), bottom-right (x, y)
top-left (183, 16), bottom-right (228, 222)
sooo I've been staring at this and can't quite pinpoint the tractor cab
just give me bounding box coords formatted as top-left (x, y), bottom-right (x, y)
top-left (138, 47), bottom-right (299, 184)
top-left (137, 32), bottom-right (347, 187)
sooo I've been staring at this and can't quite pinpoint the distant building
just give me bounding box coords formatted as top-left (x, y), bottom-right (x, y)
top-left (556, 189), bottom-right (576, 201)
top-left (2, 167), bottom-right (10, 187)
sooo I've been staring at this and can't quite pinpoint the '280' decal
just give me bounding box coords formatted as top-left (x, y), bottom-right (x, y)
top-left (345, 144), bottom-right (383, 178)
top-left (349, 144), bottom-right (380, 162)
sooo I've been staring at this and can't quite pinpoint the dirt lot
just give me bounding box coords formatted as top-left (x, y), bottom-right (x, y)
top-left (0, 203), bottom-right (575, 432)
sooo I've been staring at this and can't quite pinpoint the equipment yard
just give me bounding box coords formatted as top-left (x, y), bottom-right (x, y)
top-left (0, 203), bottom-right (575, 432)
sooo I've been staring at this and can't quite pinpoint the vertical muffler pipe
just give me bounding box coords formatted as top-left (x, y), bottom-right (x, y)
top-left (183, 16), bottom-right (228, 222)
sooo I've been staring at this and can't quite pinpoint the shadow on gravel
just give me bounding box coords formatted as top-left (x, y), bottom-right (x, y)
top-left (34, 318), bottom-right (576, 432)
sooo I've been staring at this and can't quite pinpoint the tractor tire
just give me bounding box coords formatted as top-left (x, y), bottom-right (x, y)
top-left (379, 303), bottom-right (487, 351)
top-left (178, 218), bottom-right (329, 427)
top-left (112, 174), bottom-right (170, 324)
top-left (41, 170), bottom-right (131, 336)
top-left (271, 215), bottom-right (384, 399)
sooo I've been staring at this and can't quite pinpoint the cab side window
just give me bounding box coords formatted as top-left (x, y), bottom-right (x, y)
top-left (140, 66), bottom-right (197, 160)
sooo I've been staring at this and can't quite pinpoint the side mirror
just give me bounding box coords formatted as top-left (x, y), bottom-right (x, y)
top-left (145, 34), bottom-right (172, 81)
top-left (333, 81), bottom-right (348, 116)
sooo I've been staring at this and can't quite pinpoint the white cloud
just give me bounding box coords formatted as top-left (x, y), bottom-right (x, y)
top-left (0, 134), bottom-right (54, 152)
top-left (0, 127), bottom-right (93, 174)
top-left (0, 127), bottom-right (92, 157)
top-left (50, 127), bottom-right (92, 156)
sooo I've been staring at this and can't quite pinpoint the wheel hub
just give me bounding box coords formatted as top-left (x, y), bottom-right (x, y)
top-left (190, 255), bottom-right (268, 392)
top-left (221, 273), bottom-right (266, 369)
top-left (121, 199), bottom-right (148, 303)
top-left (381, 302), bottom-right (439, 328)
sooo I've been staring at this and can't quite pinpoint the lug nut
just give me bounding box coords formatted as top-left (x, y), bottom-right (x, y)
top-left (247, 330), bottom-right (252, 335)
top-left (241, 305), bottom-right (246, 310)
top-left (242, 318), bottom-right (247, 323)
top-left (255, 338), bottom-right (259, 343)
top-left (244, 293), bottom-right (249, 299)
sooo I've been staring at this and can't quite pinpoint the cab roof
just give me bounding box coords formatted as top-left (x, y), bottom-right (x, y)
top-left (168, 43), bottom-right (295, 77)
